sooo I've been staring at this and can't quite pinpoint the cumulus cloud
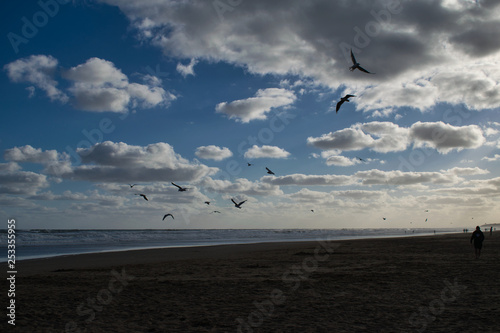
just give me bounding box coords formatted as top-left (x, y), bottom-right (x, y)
top-left (3, 54), bottom-right (68, 102)
top-left (4, 145), bottom-right (61, 164)
top-left (195, 145), bottom-right (233, 161)
top-left (308, 121), bottom-right (410, 152)
top-left (58, 141), bottom-right (218, 183)
top-left (409, 121), bottom-right (485, 153)
top-left (216, 88), bottom-right (296, 123)
top-left (5, 55), bottom-right (175, 113)
top-left (64, 57), bottom-right (174, 112)
top-left (308, 121), bottom-right (485, 154)
top-left (0, 170), bottom-right (49, 195)
top-left (98, 0), bottom-right (500, 114)
top-left (244, 145), bottom-right (290, 159)
top-left (4, 145), bottom-right (71, 176)
top-left (319, 151), bottom-right (359, 167)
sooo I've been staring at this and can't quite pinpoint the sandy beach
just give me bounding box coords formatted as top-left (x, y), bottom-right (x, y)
top-left (6, 232), bottom-right (499, 332)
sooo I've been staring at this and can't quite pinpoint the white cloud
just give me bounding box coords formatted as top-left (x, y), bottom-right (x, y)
top-left (308, 121), bottom-right (485, 154)
top-left (0, 163), bottom-right (21, 173)
top-left (482, 154), bottom-right (500, 162)
top-left (216, 88), bottom-right (296, 123)
top-left (244, 145), bottom-right (290, 159)
top-left (409, 121), bottom-right (485, 153)
top-left (320, 152), bottom-right (358, 167)
top-left (195, 145), bottom-right (233, 161)
top-left (99, 0), bottom-right (500, 114)
top-left (176, 58), bottom-right (198, 77)
top-left (62, 141), bottom-right (217, 183)
top-left (4, 145), bottom-right (60, 164)
top-left (6, 55), bottom-right (175, 113)
top-left (307, 127), bottom-right (375, 151)
top-left (3, 54), bottom-right (68, 103)
top-left (0, 170), bottom-right (49, 195)
top-left (308, 121), bottom-right (410, 153)
top-left (63, 57), bottom-right (128, 87)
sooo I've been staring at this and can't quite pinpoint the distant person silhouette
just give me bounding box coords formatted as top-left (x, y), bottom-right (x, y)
top-left (490, 227), bottom-right (493, 236)
top-left (470, 226), bottom-right (485, 259)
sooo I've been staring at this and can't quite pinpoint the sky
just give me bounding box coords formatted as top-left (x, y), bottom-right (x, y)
top-left (1, 0), bottom-right (500, 230)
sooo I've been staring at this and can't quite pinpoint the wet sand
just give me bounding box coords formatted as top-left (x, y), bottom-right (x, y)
top-left (6, 232), bottom-right (499, 332)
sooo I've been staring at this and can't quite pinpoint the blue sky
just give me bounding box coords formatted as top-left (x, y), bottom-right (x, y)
top-left (1, 0), bottom-right (500, 229)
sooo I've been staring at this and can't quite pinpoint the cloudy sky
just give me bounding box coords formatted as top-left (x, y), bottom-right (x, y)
top-left (1, 0), bottom-right (500, 229)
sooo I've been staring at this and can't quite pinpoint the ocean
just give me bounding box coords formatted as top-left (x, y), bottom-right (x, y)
top-left (0, 228), bottom-right (459, 261)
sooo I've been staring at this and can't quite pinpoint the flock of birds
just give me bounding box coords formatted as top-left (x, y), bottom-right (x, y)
top-left (127, 51), bottom-right (433, 225)
top-left (130, 176), bottom-right (269, 221)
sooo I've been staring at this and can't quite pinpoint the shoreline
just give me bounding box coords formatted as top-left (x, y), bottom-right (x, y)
top-left (11, 232), bottom-right (499, 332)
top-left (8, 229), bottom-right (458, 264)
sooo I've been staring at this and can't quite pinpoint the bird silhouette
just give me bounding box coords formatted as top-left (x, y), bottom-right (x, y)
top-left (247, 162), bottom-right (253, 166)
top-left (231, 198), bottom-right (247, 209)
top-left (163, 214), bottom-right (174, 220)
top-left (128, 184), bottom-right (138, 188)
top-left (171, 182), bottom-right (188, 192)
top-left (355, 156), bottom-right (366, 162)
top-left (205, 201), bottom-right (210, 205)
top-left (349, 49), bottom-right (374, 74)
top-left (266, 167), bottom-right (275, 175)
top-left (135, 193), bottom-right (148, 201)
top-left (211, 210), bottom-right (221, 214)
top-left (336, 94), bottom-right (356, 113)
top-left (382, 217), bottom-right (387, 220)
top-left (311, 209), bottom-right (314, 213)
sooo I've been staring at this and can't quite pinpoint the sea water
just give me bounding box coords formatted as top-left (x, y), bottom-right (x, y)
top-left (0, 228), bottom-right (458, 261)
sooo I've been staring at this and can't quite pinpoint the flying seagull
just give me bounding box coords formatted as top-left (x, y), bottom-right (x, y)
top-left (349, 49), bottom-right (374, 74)
top-left (231, 198), bottom-right (247, 209)
top-left (171, 182), bottom-right (188, 192)
top-left (163, 214), bottom-right (174, 220)
top-left (211, 210), bottom-right (221, 214)
top-left (135, 193), bottom-right (148, 201)
top-left (311, 210), bottom-right (314, 213)
top-left (266, 167), bottom-right (275, 175)
top-left (247, 162), bottom-right (253, 166)
top-left (355, 156), bottom-right (366, 162)
top-left (382, 217), bottom-right (387, 220)
top-left (128, 184), bottom-right (138, 188)
top-left (336, 94), bottom-right (356, 113)
top-left (204, 201), bottom-right (210, 205)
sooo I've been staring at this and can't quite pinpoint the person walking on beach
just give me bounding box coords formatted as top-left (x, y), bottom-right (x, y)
top-left (470, 226), bottom-right (485, 259)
